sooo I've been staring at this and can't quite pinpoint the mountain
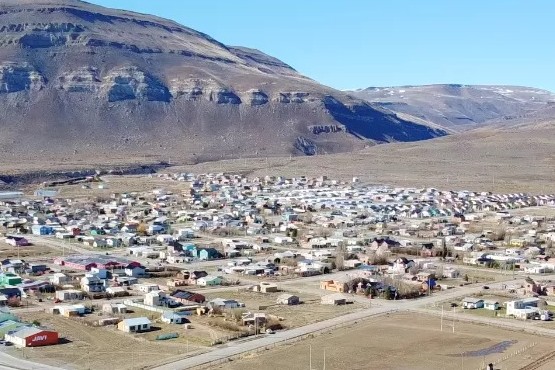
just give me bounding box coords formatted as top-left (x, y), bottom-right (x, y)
top-left (0, 0), bottom-right (445, 166)
top-left (349, 84), bottom-right (555, 132)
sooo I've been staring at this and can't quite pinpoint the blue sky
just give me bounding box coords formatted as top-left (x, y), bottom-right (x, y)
top-left (89, 0), bottom-right (554, 91)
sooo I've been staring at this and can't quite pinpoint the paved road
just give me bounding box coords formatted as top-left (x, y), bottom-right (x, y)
top-left (0, 350), bottom-right (63, 370)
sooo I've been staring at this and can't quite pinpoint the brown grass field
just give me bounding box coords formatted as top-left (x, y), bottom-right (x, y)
top-left (214, 312), bottom-right (555, 370)
top-left (3, 125), bottom-right (555, 194)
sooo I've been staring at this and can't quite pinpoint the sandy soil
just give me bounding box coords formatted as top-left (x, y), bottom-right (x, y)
top-left (10, 312), bottom-right (201, 370)
top-left (213, 312), bottom-right (555, 370)
top-left (202, 290), bottom-right (367, 329)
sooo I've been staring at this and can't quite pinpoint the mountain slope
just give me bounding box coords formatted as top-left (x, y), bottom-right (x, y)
top-left (349, 84), bottom-right (555, 132)
top-left (0, 0), bottom-right (445, 165)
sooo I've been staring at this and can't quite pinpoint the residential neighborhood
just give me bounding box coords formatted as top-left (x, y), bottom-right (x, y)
top-left (1, 172), bottom-right (555, 369)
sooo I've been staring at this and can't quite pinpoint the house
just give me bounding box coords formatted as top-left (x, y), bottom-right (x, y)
top-left (276, 294), bottom-right (300, 305)
top-left (135, 283), bottom-right (159, 293)
top-left (198, 248), bottom-right (221, 260)
top-left (241, 312), bottom-right (267, 326)
top-left (29, 264), bottom-right (48, 274)
top-left (117, 317), bottom-right (151, 333)
top-left (102, 303), bottom-right (127, 314)
top-left (0, 273), bottom-right (22, 286)
top-left (49, 273), bottom-right (69, 285)
top-left (125, 264), bottom-right (146, 278)
top-left (321, 293), bottom-right (348, 305)
top-left (4, 327), bottom-right (58, 347)
top-left (506, 298), bottom-right (541, 319)
top-left (144, 290), bottom-right (166, 306)
top-left (252, 282), bottom-right (279, 293)
top-left (31, 225), bottom-right (54, 236)
top-left (55, 290), bottom-right (83, 301)
top-left (161, 311), bottom-right (190, 324)
top-left (170, 290), bottom-right (205, 304)
top-left (106, 286), bottom-right (128, 296)
top-left (80, 275), bottom-right (105, 293)
top-left (4, 236), bottom-right (30, 247)
top-left (320, 280), bottom-right (348, 293)
top-left (462, 297), bottom-right (484, 309)
top-left (207, 298), bottom-right (243, 310)
top-left (483, 300), bottom-right (500, 311)
top-left (196, 275), bottom-right (222, 287)
top-left (51, 304), bottom-right (86, 317)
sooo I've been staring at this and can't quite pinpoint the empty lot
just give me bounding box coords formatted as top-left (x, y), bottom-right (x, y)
top-left (214, 312), bottom-right (555, 370)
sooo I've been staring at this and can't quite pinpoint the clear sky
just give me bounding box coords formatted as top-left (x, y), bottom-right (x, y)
top-left (89, 0), bottom-right (554, 91)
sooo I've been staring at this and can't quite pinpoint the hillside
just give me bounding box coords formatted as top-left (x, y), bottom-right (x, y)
top-left (349, 84), bottom-right (555, 132)
top-left (173, 120), bottom-right (555, 194)
top-left (0, 0), bottom-right (445, 166)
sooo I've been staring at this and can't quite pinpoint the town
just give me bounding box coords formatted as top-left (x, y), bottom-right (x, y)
top-left (1, 172), bottom-right (555, 369)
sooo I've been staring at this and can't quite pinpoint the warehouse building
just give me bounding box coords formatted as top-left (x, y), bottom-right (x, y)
top-left (5, 327), bottom-right (58, 347)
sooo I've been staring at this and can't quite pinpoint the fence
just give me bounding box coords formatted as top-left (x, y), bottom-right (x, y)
top-left (123, 300), bottom-right (166, 314)
top-left (478, 342), bottom-right (537, 370)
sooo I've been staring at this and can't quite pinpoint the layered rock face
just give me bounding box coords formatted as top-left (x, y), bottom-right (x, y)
top-left (0, 0), bottom-right (446, 163)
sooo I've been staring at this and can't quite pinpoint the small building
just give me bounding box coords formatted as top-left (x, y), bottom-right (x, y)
top-left (321, 293), bottom-right (348, 305)
top-left (160, 311), bottom-right (190, 325)
top-left (0, 273), bottom-right (22, 286)
top-left (462, 297), bottom-right (484, 309)
top-left (135, 284), bottom-right (159, 293)
top-left (196, 275), bottom-right (222, 287)
top-left (117, 317), bottom-right (151, 333)
top-left (4, 236), bottom-right (30, 247)
top-left (31, 225), bottom-right (54, 236)
top-left (5, 327), bottom-right (58, 348)
top-left (170, 290), bottom-right (205, 304)
top-left (55, 290), bottom-right (83, 301)
top-left (144, 290), bottom-right (166, 306)
top-left (125, 264), bottom-right (146, 278)
top-left (81, 275), bottom-right (105, 293)
top-left (320, 280), bottom-right (348, 293)
top-left (483, 300), bottom-right (500, 311)
top-left (49, 273), bottom-right (69, 285)
top-left (253, 282), bottom-right (279, 293)
top-left (103, 303), bottom-right (127, 314)
top-left (106, 286), bottom-right (127, 297)
top-left (208, 298), bottom-right (243, 310)
top-left (198, 248), bottom-right (220, 261)
top-left (276, 294), bottom-right (300, 305)
top-left (51, 304), bottom-right (86, 317)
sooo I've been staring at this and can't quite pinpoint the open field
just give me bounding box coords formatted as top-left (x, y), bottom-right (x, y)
top-left (2, 124), bottom-right (555, 194)
top-left (214, 312), bottom-right (555, 370)
top-left (10, 312), bottom-right (199, 370)
top-left (202, 290), bottom-right (368, 329)
top-left (0, 241), bottom-right (59, 260)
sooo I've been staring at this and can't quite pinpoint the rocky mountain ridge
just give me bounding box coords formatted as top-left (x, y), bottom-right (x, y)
top-left (0, 0), bottom-right (445, 164)
top-left (349, 84), bottom-right (555, 132)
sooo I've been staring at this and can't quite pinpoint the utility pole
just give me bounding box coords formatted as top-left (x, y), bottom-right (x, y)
top-left (309, 345), bottom-right (312, 370)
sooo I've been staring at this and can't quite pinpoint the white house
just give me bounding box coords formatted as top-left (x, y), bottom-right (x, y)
top-left (506, 298), bottom-right (541, 319)
top-left (483, 300), bottom-right (500, 311)
top-left (462, 297), bottom-right (484, 309)
top-left (118, 317), bottom-right (151, 333)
